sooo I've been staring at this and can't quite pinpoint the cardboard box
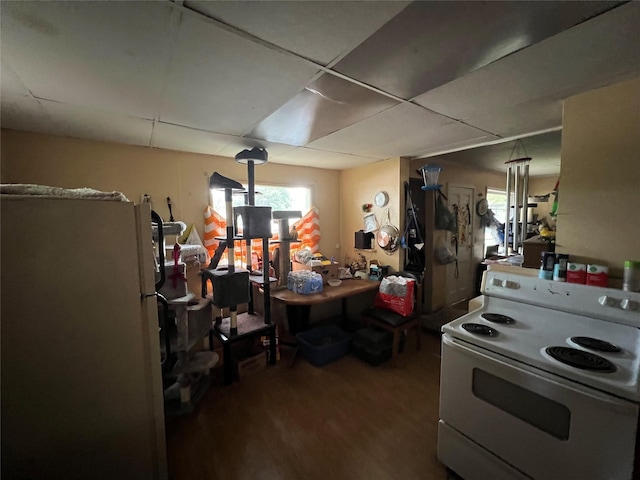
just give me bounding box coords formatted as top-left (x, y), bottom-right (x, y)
top-left (292, 261), bottom-right (339, 284)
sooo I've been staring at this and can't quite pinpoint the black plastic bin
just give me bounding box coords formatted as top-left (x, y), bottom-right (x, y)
top-left (296, 324), bottom-right (352, 366)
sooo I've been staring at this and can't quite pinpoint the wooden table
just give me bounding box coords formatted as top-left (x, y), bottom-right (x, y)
top-left (271, 278), bottom-right (380, 334)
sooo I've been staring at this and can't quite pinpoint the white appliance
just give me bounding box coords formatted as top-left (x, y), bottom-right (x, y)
top-left (438, 270), bottom-right (640, 480)
top-left (1, 197), bottom-right (167, 479)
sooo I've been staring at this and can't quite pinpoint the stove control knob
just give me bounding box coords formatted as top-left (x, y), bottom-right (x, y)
top-left (491, 277), bottom-right (504, 287)
top-left (503, 280), bottom-right (519, 289)
top-left (598, 295), bottom-right (616, 307)
top-left (620, 298), bottom-right (638, 311)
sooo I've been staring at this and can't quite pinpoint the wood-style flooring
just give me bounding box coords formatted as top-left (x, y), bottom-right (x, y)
top-left (165, 329), bottom-right (448, 480)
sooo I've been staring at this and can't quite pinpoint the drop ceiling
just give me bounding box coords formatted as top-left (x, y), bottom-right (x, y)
top-left (1, 1), bottom-right (639, 176)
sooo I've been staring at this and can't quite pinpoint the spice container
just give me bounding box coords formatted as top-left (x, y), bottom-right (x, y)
top-left (567, 263), bottom-right (587, 284)
top-left (586, 264), bottom-right (608, 287)
top-left (539, 252), bottom-right (555, 280)
top-left (623, 260), bottom-right (640, 292)
top-left (553, 254), bottom-right (569, 282)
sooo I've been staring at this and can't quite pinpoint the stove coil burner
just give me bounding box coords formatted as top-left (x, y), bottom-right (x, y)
top-left (462, 323), bottom-right (499, 337)
top-left (570, 336), bottom-right (622, 353)
top-left (545, 346), bottom-right (616, 373)
top-left (481, 313), bottom-right (515, 324)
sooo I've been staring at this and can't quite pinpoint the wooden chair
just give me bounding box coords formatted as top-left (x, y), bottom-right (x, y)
top-left (360, 271), bottom-right (423, 366)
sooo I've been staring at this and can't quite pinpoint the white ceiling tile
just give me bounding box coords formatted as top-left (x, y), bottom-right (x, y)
top-left (185, 1), bottom-right (410, 65)
top-left (247, 74), bottom-right (399, 146)
top-left (428, 131), bottom-right (562, 177)
top-left (277, 148), bottom-right (381, 170)
top-left (466, 98), bottom-right (563, 138)
top-left (1, 94), bottom-right (50, 134)
top-left (39, 100), bottom-right (153, 146)
top-left (160, 12), bottom-right (320, 135)
top-left (414, 2), bottom-right (640, 119)
top-left (308, 103), bottom-right (453, 157)
top-left (410, 122), bottom-right (504, 159)
top-left (0, 1), bottom-right (173, 119)
top-left (150, 123), bottom-right (237, 156)
top-left (335, 1), bottom-right (622, 99)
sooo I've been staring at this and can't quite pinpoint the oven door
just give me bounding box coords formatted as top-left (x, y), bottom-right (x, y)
top-left (439, 334), bottom-right (638, 480)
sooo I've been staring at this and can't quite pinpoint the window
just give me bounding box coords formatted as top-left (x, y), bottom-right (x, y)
top-left (210, 183), bottom-right (312, 233)
top-left (484, 188), bottom-right (507, 253)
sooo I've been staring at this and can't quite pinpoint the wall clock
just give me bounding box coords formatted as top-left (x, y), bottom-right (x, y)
top-left (476, 198), bottom-right (488, 216)
top-left (374, 190), bottom-right (389, 208)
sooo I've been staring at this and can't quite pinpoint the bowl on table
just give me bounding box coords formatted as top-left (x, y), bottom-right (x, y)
top-left (327, 279), bottom-right (342, 287)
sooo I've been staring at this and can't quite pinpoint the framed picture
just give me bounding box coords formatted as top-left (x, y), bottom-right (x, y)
top-left (363, 212), bottom-right (378, 233)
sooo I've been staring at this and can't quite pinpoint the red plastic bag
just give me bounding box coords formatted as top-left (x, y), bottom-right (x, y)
top-left (374, 277), bottom-right (415, 317)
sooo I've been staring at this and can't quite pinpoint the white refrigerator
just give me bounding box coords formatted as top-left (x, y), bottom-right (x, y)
top-left (1, 197), bottom-right (167, 479)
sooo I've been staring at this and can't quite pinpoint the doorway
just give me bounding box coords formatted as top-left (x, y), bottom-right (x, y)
top-left (445, 185), bottom-right (475, 305)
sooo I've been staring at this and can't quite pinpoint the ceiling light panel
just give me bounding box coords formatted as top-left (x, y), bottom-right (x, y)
top-left (246, 74), bottom-right (399, 146)
top-left (0, 1), bottom-right (173, 119)
top-left (415, 2), bottom-right (640, 120)
top-left (333, 1), bottom-right (625, 100)
top-left (160, 11), bottom-right (320, 136)
top-left (185, 1), bottom-right (410, 65)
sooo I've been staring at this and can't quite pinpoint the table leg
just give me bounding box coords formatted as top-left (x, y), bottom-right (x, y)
top-left (269, 324), bottom-right (276, 365)
top-left (286, 304), bottom-right (311, 334)
top-left (222, 342), bottom-right (232, 386)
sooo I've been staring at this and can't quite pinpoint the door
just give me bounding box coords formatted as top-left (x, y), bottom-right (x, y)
top-left (445, 185), bottom-right (474, 305)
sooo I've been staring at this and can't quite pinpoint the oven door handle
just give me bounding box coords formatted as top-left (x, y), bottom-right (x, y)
top-left (442, 334), bottom-right (637, 406)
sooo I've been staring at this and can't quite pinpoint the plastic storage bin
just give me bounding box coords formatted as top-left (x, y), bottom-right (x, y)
top-left (296, 325), bottom-right (352, 366)
top-left (352, 327), bottom-right (393, 366)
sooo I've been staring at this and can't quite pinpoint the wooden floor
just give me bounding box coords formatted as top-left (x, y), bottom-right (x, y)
top-left (165, 329), bottom-right (449, 480)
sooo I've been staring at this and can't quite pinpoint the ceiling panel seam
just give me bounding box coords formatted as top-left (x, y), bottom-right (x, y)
top-left (153, 6), bottom-right (186, 147)
top-left (413, 126), bottom-right (562, 160)
top-left (173, 1), bottom-right (499, 143)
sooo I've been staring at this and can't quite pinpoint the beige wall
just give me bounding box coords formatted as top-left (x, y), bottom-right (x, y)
top-left (339, 157), bottom-right (404, 273)
top-left (559, 77), bottom-right (640, 280)
top-left (1, 129), bottom-right (342, 255)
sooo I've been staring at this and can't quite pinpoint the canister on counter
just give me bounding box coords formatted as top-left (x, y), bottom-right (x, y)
top-left (623, 260), bottom-right (640, 292)
top-left (586, 264), bottom-right (608, 287)
top-left (567, 263), bottom-right (587, 284)
top-left (539, 252), bottom-right (555, 280)
top-left (553, 254), bottom-right (569, 282)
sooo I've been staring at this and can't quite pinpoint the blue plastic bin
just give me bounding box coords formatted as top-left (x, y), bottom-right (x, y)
top-left (296, 324), bottom-right (352, 366)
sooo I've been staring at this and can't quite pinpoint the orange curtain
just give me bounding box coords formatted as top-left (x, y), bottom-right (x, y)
top-left (293, 206), bottom-right (320, 254)
top-left (204, 206), bottom-right (279, 268)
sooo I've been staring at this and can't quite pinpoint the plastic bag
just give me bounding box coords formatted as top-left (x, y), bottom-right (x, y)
top-left (179, 224), bottom-right (210, 265)
top-left (374, 275), bottom-right (415, 317)
top-left (435, 236), bottom-right (457, 264)
top-left (435, 191), bottom-right (457, 232)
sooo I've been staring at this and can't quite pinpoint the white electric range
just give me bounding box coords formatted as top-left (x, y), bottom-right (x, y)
top-left (438, 270), bottom-right (640, 480)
